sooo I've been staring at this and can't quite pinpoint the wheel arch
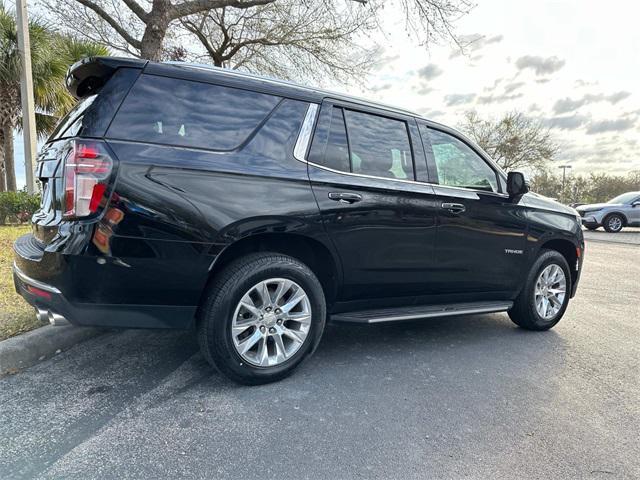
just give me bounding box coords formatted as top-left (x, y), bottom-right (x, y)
top-left (603, 210), bottom-right (628, 226)
top-left (199, 232), bottom-right (342, 314)
top-left (538, 237), bottom-right (580, 291)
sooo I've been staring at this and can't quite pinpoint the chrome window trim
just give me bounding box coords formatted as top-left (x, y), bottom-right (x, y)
top-left (293, 102), bottom-right (509, 197)
top-left (293, 103), bottom-right (319, 162)
top-left (13, 263), bottom-right (62, 294)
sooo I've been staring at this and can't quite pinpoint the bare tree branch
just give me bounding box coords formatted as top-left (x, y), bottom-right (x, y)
top-left (121, 0), bottom-right (148, 22)
top-left (170, 0), bottom-right (275, 21)
top-left (72, 0), bottom-right (142, 48)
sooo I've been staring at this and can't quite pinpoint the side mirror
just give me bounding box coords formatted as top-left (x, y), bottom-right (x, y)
top-left (507, 171), bottom-right (529, 199)
top-left (632, 201), bottom-right (640, 208)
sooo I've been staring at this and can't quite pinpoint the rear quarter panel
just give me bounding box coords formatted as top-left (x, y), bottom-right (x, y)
top-left (85, 98), bottom-right (331, 308)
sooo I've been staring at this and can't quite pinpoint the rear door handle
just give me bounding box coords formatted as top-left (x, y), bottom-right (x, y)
top-left (328, 192), bottom-right (362, 204)
top-left (441, 202), bottom-right (466, 214)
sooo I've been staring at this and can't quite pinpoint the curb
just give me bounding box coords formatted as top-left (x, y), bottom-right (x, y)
top-left (0, 324), bottom-right (105, 376)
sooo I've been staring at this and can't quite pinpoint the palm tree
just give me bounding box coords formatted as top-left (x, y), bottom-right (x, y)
top-left (0, 5), bottom-right (108, 191)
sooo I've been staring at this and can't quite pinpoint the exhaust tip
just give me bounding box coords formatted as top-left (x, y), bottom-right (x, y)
top-left (47, 311), bottom-right (70, 327)
top-left (35, 308), bottom-right (48, 323)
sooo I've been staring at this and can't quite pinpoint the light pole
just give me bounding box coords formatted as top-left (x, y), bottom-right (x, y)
top-left (558, 165), bottom-right (572, 203)
top-left (15, 0), bottom-right (37, 194)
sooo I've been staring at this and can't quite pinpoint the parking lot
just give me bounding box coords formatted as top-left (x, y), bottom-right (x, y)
top-left (1, 232), bottom-right (639, 479)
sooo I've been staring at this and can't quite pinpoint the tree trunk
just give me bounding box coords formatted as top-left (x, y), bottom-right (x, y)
top-left (3, 125), bottom-right (16, 192)
top-left (0, 128), bottom-right (6, 192)
top-left (139, 0), bottom-right (171, 61)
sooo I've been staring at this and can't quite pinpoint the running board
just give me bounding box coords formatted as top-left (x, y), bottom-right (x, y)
top-left (331, 301), bottom-right (513, 324)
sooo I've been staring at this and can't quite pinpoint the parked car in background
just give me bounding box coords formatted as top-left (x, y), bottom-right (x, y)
top-left (13, 57), bottom-right (585, 384)
top-left (576, 192), bottom-right (640, 232)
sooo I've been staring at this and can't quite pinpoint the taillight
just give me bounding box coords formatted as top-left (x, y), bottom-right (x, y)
top-left (63, 141), bottom-right (113, 218)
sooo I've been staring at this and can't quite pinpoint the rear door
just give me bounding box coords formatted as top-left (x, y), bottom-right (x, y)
top-left (306, 101), bottom-right (440, 302)
top-left (419, 122), bottom-right (528, 296)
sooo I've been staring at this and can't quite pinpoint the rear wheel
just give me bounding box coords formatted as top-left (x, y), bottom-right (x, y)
top-left (198, 253), bottom-right (326, 385)
top-left (509, 249), bottom-right (571, 331)
top-left (603, 214), bottom-right (624, 233)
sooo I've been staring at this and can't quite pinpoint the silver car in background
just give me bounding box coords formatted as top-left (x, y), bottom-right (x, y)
top-left (576, 192), bottom-right (640, 232)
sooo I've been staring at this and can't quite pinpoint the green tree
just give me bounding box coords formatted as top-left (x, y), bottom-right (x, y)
top-left (0, 4), bottom-right (108, 191)
top-left (530, 169), bottom-right (640, 204)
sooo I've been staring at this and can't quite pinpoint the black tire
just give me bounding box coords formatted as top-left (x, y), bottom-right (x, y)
top-left (508, 249), bottom-right (571, 331)
top-left (585, 225), bottom-right (598, 231)
top-left (603, 213), bottom-right (624, 233)
top-left (197, 252), bottom-right (326, 385)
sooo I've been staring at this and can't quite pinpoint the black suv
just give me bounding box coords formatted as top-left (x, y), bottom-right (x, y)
top-left (14, 57), bottom-right (584, 384)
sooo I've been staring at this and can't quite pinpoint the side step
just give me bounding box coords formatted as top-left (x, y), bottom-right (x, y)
top-left (331, 301), bottom-right (513, 324)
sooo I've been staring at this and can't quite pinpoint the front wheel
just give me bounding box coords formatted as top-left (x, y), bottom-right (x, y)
top-left (509, 250), bottom-right (571, 331)
top-left (197, 252), bottom-right (326, 385)
top-left (603, 214), bottom-right (624, 233)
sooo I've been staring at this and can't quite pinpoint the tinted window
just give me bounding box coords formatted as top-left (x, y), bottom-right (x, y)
top-left (428, 129), bottom-right (498, 192)
top-left (344, 110), bottom-right (413, 180)
top-left (323, 107), bottom-right (350, 171)
top-left (48, 95), bottom-right (97, 141)
top-left (108, 74), bottom-right (281, 150)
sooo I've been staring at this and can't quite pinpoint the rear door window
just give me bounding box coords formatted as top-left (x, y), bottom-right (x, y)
top-left (343, 110), bottom-right (414, 180)
top-left (322, 107), bottom-right (350, 172)
top-left (108, 74), bottom-right (281, 150)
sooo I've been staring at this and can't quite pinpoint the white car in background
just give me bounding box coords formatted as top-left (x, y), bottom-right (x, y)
top-left (576, 192), bottom-right (640, 232)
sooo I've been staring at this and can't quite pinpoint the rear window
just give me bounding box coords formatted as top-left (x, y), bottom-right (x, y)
top-left (48, 95), bottom-right (97, 141)
top-left (108, 74), bottom-right (281, 150)
top-left (49, 67), bottom-right (141, 142)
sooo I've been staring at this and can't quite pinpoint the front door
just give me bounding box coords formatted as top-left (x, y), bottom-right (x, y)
top-left (420, 124), bottom-right (529, 297)
top-left (306, 102), bottom-right (440, 302)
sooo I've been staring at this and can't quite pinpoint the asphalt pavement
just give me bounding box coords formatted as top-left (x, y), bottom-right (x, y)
top-left (1, 237), bottom-right (639, 479)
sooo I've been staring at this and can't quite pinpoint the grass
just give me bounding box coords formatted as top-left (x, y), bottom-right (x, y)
top-left (0, 225), bottom-right (41, 341)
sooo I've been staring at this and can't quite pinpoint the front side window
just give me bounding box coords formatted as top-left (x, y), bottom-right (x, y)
top-left (344, 110), bottom-right (414, 180)
top-left (108, 74), bottom-right (281, 150)
top-left (427, 129), bottom-right (498, 192)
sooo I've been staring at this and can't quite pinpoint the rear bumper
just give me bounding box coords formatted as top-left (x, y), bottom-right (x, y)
top-left (13, 229), bottom-right (198, 330)
top-left (14, 263), bottom-right (196, 329)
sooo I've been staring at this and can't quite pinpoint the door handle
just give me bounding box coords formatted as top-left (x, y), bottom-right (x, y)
top-left (328, 192), bottom-right (362, 204)
top-left (441, 202), bottom-right (466, 214)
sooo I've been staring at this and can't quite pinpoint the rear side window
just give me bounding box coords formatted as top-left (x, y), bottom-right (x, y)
top-left (108, 74), bottom-right (281, 150)
top-left (323, 108), bottom-right (350, 171)
top-left (344, 110), bottom-right (413, 180)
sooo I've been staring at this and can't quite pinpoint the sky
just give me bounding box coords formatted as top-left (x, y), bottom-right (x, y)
top-left (348, 0), bottom-right (640, 176)
top-left (11, 0), bottom-right (640, 188)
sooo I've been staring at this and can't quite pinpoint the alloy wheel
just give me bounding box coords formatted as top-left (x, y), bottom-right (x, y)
top-left (231, 278), bottom-right (312, 367)
top-left (608, 216), bottom-right (622, 232)
top-left (534, 264), bottom-right (567, 320)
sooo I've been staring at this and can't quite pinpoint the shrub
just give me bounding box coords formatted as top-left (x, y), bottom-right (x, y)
top-left (0, 191), bottom-right (41, 225)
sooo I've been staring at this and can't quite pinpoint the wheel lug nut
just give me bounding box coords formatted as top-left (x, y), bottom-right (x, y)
top-left (276, 319), bottom-right (283, 325)
top-left (269, 327), bottom-right (276, 334)
top-left (275, 308), bottom-right (281, 314)
top-left (265, 307), bottom-right (272, 312)
top-left (259, 326), bottom-right (266, 333)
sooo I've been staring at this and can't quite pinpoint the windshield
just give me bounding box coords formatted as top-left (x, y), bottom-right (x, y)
top-left (608, 192), bottom-right (640, 204)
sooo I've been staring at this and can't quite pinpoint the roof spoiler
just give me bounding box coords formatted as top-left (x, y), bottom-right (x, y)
top-left (66, 57), bottom-right (148, 99)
